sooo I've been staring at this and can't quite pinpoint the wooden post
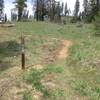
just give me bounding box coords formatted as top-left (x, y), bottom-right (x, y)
top-left (21, 35), bottom-right (25, 70)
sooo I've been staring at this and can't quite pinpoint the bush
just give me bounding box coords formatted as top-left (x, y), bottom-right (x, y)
top-left (62, 20), bottom-right (66, 25)
top-left (94, 12), bottom-right (100, 35)
top-left (76, 22), bottom-right (83, 28)
top-left (70, 17), bottom-right (77, 23)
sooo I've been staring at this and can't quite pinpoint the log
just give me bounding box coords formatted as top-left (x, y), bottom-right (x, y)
top-left (0, 23), bottom-right (15, 27)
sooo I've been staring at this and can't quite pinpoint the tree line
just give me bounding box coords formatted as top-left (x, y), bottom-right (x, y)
top-left (0, 0), bottom-right (99, 23)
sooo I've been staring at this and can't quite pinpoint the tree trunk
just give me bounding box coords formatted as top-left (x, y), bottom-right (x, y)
top-left (18, 8), bottom-right (22, 21)
top-left (36, 0), bottom-right (39, 21)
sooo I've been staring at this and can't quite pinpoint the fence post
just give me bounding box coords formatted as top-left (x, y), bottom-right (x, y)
top-left (21, 35), bottom-right (25, 70)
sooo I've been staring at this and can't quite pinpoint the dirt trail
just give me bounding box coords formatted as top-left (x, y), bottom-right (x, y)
top-left (58, 40), bottom-right (72, 59)
top-left (0, 39), bottom-right (73, 100)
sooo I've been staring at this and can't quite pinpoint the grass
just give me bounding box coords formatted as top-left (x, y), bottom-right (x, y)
top-left (23, 91), bottom-right (32, 100)
top-left (71, 80), bottom-right (100, 100)
top-left (23, 64), bottom-right (64, 98)
top-left (0, 22), bottom-right (100, 99)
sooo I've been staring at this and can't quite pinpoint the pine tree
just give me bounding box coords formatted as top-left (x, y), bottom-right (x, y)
top-left (82, 0), bottom-right (91, 22)
top-left (68, 8), bottom-right (71, 16)
top-left (34, 0), bottom-right (64, 22)
top-left (50, 0), bottom-right (56, 21)
top-left (14, 0), bottom-right (27, 21)
top-left (56, 2), bottom-right (61, 22)
top-left (83, 0), bottom-right (88, 20)
top-left (61, 2), bottom-right (64, 15)
top-left (5, 14), bottom-right (7, 22)
top-left (73, 0), bottom-right (80, 18)
top-left (72, 0), bottom-right (80, 22)
top-left (86, 0), bottom-right (99, 22)
top-left (96, 0), bottom-right (99, 9)
top-left (64, 2), bottom-right (68, 16)
top-left (0, 0), bottom-right (4, 13)
top-left (34, 0), bottom-right (47, 21)
top-left (94, 0), bottom-right (100, 34)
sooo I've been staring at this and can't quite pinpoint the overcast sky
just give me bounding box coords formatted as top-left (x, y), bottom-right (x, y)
top-left (4, 0), bottom-right (83, 19)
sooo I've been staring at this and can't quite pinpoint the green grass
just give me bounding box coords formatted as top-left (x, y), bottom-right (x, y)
top-left (71, 80), bottom-right (100, 100)
top-left (0, 22), bottom-right (100, 99)
top-left (23, 91), bottom-right (32, 100)
top-left (23, 64), bottom-right (64, 99)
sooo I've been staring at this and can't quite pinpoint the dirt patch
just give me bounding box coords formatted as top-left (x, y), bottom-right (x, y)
top-left (33, 64), bottom-right (44, 70)
top-left (0, 66), bottom-right (22, 100)
top-left (57, 40), bottom-right (72, 59)
top-left (41, 73), bottom-right (57, 90)
top-left (40, 39), bottom-right (73, 64)
top-left (0, 23), bottom-right (15, 27)
top-left (32, 91), bottom-right (43, 100)
top-left (42, 80), bottom-right (56, 89)
top-left (27, 64), bottom-right (44, 70)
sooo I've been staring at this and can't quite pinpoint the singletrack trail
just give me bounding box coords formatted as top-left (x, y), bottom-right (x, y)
top-left (58, 40), bottom-right (72, 59)
top-left (0, 39), bottom-right (73, 100)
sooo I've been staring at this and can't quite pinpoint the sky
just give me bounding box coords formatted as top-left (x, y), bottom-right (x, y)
top-left (4, 0), bottom-right (83, 20)
top-left (4, 0), bottom-right (33, 19)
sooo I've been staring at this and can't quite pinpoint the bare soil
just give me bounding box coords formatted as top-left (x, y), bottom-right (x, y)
top-left (57, 40), bottom-right (72, 59)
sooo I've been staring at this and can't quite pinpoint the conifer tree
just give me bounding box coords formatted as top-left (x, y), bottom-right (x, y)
top-left (14, 0), bottom-right (27, 21)
top-left (64, 2), bottom-right (68, 16)
top-left (74, 0), bottom-right (80, 18)
top-left (0, 0), bottom-right (4, 13)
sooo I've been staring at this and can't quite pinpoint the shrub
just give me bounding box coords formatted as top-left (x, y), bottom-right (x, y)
top-left (94, 11), bottom-right (100, 35)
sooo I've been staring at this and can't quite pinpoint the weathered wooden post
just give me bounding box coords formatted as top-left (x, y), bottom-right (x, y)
top-left (21, 35), bottom-right (25, 70)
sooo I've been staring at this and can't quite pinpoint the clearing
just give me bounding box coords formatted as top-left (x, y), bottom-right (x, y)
top-left (0, 22), bottom-right (100, 100)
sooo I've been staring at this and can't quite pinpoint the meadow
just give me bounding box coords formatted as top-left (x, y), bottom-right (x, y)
top-left (0, 22), bottom-right (100, 100)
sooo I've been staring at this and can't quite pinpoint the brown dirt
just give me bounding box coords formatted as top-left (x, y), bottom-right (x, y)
top-left (41, 73), bottom-right (57, 90)
top-left (57, 40), bottom-right (72, 59)
top-left (0, 66), bottom-right (22, 100)
top-left (27, 64), bottom-right (44, 70)
top-left (0, 23), bottom-right (15, 27)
